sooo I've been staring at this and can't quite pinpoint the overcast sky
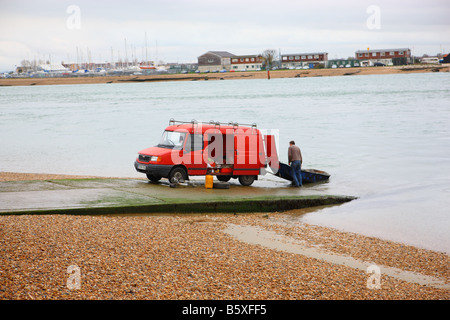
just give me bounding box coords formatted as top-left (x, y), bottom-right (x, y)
top-left (0, 0), bottom-right (449, 71)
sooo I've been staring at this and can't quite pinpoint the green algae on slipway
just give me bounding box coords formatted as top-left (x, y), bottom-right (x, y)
top-left (0, 178), bottom-right (355, 215)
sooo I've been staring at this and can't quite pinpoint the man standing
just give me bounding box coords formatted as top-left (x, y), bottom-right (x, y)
top-left (288, 140), bottom-right (302, 187)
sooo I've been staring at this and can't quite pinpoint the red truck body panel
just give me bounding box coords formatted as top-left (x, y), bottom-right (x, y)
top-left (135, 121), bottom-right (278, 183)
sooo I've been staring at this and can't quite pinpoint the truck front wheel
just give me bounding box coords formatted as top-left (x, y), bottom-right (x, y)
top-left (238, 175), bottom-right (256, 186)
top-left (168, 167), bottom-right (187, 183)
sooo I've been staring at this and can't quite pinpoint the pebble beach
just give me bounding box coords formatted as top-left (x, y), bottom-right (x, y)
top-left (0, 173), bottom-right (448, 300)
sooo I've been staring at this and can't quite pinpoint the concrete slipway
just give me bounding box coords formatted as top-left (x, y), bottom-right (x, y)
top-left (0, 178), bottom-right (355, 215)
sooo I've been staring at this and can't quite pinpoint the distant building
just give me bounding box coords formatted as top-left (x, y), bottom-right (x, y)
top-left (166, 63), bottom-right (198, 73)
top-left (442, 54), bottom-right (450, 64)
top-left (355, 48), bottom-right (411, 66)
top-left (420, 57), bottom-right (440, 64)
top-left (37, 64), bottom-right (70, 74)
top-left (63, 62), bottom-right (109, 71)
top-left (281, 52), bottom-right (328, 68)
top-left (230, 55), bottom-right (263, 71)
top-left (197, 51), bottom-right (235, 72)
top-left (326, 59), bottom-right (361, 68)
top-left (15, 66), bottom-right (32, 74)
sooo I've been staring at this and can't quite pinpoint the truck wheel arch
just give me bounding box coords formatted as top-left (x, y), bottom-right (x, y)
top-left (168, 165), bottom-right (189, 182)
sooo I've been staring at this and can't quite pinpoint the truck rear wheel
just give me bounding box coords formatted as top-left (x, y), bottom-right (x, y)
top-left (217, 175), bottom-right (231, 182)
top-left (146, 174), bottom-right (161, 182)
top-left (238, 175), bottom-right (256, 186)
top-left (168, 167), bottom-right (187, 183)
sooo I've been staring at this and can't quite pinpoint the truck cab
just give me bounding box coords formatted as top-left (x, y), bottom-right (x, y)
top-left (135, 119), bottom-right (278, 186)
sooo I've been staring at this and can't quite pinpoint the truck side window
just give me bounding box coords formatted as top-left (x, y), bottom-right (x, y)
top-left (186, 134), bottom-right (203, 152)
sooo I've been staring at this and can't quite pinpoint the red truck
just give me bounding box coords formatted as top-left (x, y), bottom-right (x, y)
top-left (134, 119), bottom-right (279, 186)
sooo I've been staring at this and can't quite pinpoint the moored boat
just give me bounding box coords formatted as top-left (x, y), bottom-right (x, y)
top-left (275, 162), bottom-right (330, 184)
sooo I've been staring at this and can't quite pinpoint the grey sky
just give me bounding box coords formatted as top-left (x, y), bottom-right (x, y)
top-left (1, 0), bottom-right (449, 71)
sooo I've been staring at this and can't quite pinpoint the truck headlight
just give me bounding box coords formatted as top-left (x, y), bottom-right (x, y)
top-left (150, 156), bottom-right (160, 162)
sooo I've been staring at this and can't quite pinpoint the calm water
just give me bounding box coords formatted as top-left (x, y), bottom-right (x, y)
top-left (1, 73), bottom-right (449, 253)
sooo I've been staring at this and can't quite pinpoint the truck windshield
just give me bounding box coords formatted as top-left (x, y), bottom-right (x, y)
top-left (158, 130), bottom-right (187, 149)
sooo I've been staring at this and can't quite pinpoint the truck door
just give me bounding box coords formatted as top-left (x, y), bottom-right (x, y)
top-left (264, 134), bottom-right (279, 174)
top-left (184, 133), bottom-right (207, 176)
top-left (233, 129), bottom-right (260, 176)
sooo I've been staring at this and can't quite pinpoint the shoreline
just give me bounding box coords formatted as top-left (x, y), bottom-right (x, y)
top-left (0, 171), bottom-right (144, 182)
top-left (0, 171), bottom-right (448, 299)
top-left (0, 171), bottom-right (110, 182)
top-left (1, 65), bottom-right (448, 87)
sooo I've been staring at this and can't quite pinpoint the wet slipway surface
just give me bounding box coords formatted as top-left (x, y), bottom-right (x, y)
top-left (0, 176), bottom-right (353, 215)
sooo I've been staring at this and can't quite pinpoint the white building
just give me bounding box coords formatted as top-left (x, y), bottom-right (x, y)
top-left (37, 64), bottom-right (70, 74)
top-left (421, 57), bottom-right (440, 64)
top-left (230, 55), bottom-right (263, 71)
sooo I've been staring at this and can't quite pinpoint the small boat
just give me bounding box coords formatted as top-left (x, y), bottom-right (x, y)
top-left (274, 162), bottom-right (330, 184)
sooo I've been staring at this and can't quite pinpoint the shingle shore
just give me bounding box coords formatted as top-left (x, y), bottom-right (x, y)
top-left (0, 214), bottom-right (448, 300)
top-left (0, 172), bottom-right (448, 300)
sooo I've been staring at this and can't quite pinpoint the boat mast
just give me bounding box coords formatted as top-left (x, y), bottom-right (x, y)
top-left (154, 40), bottom-right (158, 66)
top-left (145, 32), bottom-right (149, 66)
top-left (110, 47), bottom-right (114, 69)
top-left (124, 38), bottom-right (128, 68)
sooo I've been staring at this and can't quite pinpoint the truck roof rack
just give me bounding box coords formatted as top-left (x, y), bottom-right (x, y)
top-left (169, 118), bottom-right (257, 129)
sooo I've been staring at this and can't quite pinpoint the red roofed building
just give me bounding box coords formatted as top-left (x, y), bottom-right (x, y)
top-left (230, 55), bottom-right (263, 71)
top-left (281, 52), bottom-right (328, 68)
top-left (355, 48), bottom-right (411, 66)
